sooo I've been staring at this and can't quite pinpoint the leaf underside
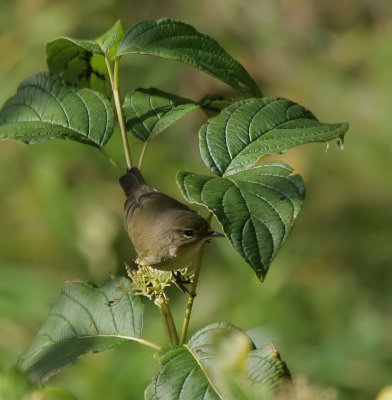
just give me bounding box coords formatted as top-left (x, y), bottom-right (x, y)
top-left (123, 88), bottom-right (200, 141)
top-left (18, 277), bottom-right (144, 384)
top-left (178, 162), bottom-right (305, 280)
top-left (0, 73), bottom-right (114, 147)
top-left (199, 97), bottom-right (349, 176)
top-left (45, 21), bottom-right (123, 97)
top-left (46, 38), bottom-right (109, 96)
top-left (116, 19), bottom-right (261, 97)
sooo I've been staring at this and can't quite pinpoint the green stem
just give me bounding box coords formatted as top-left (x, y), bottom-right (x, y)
top-left (156, 296), bottom-right (179, 346)
top-left (158, 303), bottom-right (174, 346)
top-left (162, 300), bottom-right (179, 345)
top-left (107, 57), bottom-right (133, 170)
top-left (130, 337), bottom-right (162, 352)
top-left (179, 213), bottom-right (212, 345)
top-left (138, 140), bottom-right (149, 170)
top-left (179, 243), bottom-right (206, 345)
top-left (99, 148), bottom-right (120, 170)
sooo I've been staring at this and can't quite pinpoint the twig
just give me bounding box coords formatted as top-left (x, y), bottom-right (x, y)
top-left (105, 56), bottom-right (133, 169)
top-left (179, 213), bottom-right (212, 345)
top-left (138, 140), bottom-right (149, 170)
top-left (155, 296), bottom-right (179, 346)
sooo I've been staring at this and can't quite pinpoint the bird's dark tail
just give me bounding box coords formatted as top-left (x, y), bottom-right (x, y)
top-left (119, 167), bottom-right (147, 197)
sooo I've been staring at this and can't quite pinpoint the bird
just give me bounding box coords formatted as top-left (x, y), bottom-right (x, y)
top-left (119, 167), bottom-right (224, 271)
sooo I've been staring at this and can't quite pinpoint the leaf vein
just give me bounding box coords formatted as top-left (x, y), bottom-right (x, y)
top-left (20, 82), bottom-right (71, 127)
top-left (77, 281), bottom-right (119, 334)
top-left (48, 312), bottom-right (79, 336)
top-left (60, 291), bottom-right (100, 334)
top-left (230, 182), bottom-right (274, 265)
top-left (73, 91), bottom-right (91, 139)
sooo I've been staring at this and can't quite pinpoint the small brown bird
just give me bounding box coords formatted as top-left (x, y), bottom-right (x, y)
top-left (119, 168), bottom-right (223, 271)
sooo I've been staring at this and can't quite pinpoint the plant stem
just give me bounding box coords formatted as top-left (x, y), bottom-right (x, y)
top-left (109, 57), bottom-right (133, 170)
top-left (179, 242), bottom-right (207, 345)
top-left (155, 296), bottom-right (179, 346)
top-left (158, 304), bottom-right (174, 346)
top-left (138, 140), bottom-right (149, 170)
top-left (128, 337), bottom-right (162, 351)
top-left (162, 300), bottom-right (179, 345)
top-left (179, 212), bottom-right (213, 345)
top-left (99, 148), bottom-right (120, 170)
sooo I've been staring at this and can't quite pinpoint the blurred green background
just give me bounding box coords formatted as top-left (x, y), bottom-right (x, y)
top-left (1, 0), bottom-right (391, 399)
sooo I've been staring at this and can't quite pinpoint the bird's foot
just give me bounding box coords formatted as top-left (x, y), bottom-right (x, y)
top-left (172, 271), bottom-right (195, 297)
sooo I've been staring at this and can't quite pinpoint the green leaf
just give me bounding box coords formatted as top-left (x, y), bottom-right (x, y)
top-left (0, 73), bottom-right (114, 147)
top-left (96, 20), bottom-right (124, 59)
top-left (145, 346), bottom-right (221, 400)
top-left (116, 19), bottom-right (261, 97)
top-left (247, 342), bottom-right (290, 389)
top-left (199, 97), bottom-right (349, 176)
top-left (18, 277), bottom-right (144, 384)
top-left (177, 163), bottom-right (305, 280)
top-left (123, 88), bottom-right (200, 141)
top-left (46, 38), bottom-right (108, 96)
top-left (189, 323), bottom-right (290, 391)
top-left (199, 94), bottom-right (235, 118)
top-left (46, 21), bottom-right (123, 96)
top-left (145, 322), bottom-right (289, 399)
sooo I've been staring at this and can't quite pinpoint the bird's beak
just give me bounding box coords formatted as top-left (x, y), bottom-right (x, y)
top-left (208, 230), bottom-right (225, 238)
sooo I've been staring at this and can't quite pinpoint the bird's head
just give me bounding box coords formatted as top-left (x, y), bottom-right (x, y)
top-left (168, 210), bottom-right (224, 251)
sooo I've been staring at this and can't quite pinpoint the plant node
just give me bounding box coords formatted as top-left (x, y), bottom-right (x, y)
top-left (125, 264), bottom-right (191, 300)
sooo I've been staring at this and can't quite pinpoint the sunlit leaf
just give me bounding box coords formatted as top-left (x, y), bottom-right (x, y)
top-left (199, 97), bottom-right (349, 176)
top-left (116, 19), bottom-right (261, 97)
top-left (145, 322), bottom-right (289, 399)
top-left (46, 38), bottom-right (108, 96)
top-left (0, 73), bottom-right (114, 147)
top-left (177, 163), bottom-right (304, 280)
top-left (123, 88), bottom-right (200, 141)
top-left (96, 20), bottom-right (124, 59)
top-left (46, 21), bottom-right (123, 96)
top-left (18, 277), bottom-right (144, 384)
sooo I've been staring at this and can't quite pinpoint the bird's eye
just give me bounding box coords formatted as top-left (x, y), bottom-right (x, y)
top-left (183, 229), bottom-right (194, 237)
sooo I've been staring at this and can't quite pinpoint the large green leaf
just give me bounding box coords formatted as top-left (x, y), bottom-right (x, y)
top-left (200, 97), bottom-right (349, 176)
top-left (18, 277), bottom-right (144, 384)
top-left (46, 21), bottom-right (123, 96)
top-left (116, 19), bottom-right (261, 97)
top-left (146, 346), bottom-right (221, 400)
top-left (123, 88), bottom-right (200, 141)
top-left (145, 322), bottom-right (289, 399)
top-left (177, 162), bottom-right (305, 280)
top-left (0, 73), bottom-right (114, 147)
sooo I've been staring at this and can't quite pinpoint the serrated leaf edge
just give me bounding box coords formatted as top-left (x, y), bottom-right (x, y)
top-left (0, 73), bottom-right (114, 147)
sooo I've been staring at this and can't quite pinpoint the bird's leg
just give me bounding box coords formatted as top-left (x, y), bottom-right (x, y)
top-left (172, 271), bottom-right (195, 297)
